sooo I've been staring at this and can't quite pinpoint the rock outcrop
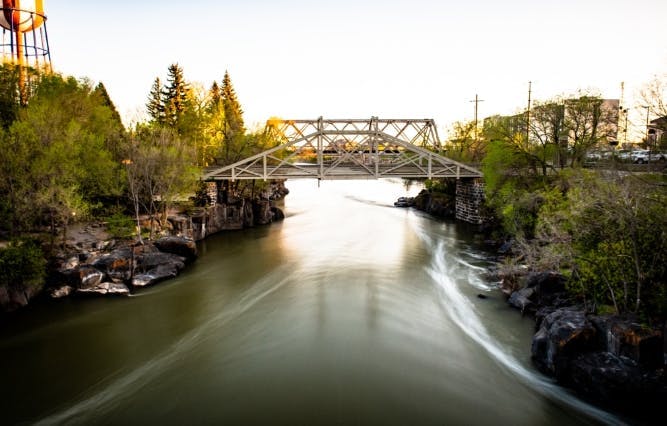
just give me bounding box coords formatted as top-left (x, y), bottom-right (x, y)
top-left (531, 308), bottom-right (598, 379)
top-left (412, 190), bottom-right (456, 219)
top-left (153, 237), bottom-right (197, 263)
top-left (2, 180), bottom-right (288, 314)
top-left (49, 236), bottom-right (197, 299)
top-left (0, 283), bottom-right (42, 312)
top-left (506, 271), bottom-right (666, 419)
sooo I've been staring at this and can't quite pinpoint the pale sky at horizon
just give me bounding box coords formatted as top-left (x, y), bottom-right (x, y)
top-left (43, 0), bottom-right (667, 139)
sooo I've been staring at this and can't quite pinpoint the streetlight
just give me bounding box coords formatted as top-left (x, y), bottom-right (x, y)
top-left (619, 106), bottom-right (629, 146)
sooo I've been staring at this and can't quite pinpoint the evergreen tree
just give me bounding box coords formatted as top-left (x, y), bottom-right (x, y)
top-left (146, 77), bottom-right (164, 124)
top-left (93, 81), bottom-right (127, 161)
top-left (162, 63), bottom-right (190, 128)
top-left (94, 82), bottom-right (123, 126)
top-left (221, 70), bottom-right (245, 143)
top-left (207, 80), bottom-right (222, 114)
top-left (200, 81), bottom-right (225, 166)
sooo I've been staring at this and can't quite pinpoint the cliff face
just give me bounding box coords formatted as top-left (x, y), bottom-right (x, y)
top-left (170, 180), bottom-right (288, 241)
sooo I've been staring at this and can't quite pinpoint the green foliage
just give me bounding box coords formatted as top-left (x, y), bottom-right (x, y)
top-left (424, 178), bottom-right (456, 195)
top-left (0, 240), bottom-right (46, 289)
top-left (221, 71), bottom-right (245, 140)
top-left (446, 120), bottom-right (486, 162)
top-left (162, 63), bottom-right (191, 128)
top-left (0, 71), bottom-right (127, 239)
top-left (0, 64), bottom-right (20, 128)
top-left (146, 77), bottom-right (165, 125)
top-left (482, 140), bottom-right (550, 237)
top-left (105, 212), bottom-right (136, 239)
top-left (514, 170), bottom-right (667, 319)
top-left (125, 125), bottom-right (200, 239)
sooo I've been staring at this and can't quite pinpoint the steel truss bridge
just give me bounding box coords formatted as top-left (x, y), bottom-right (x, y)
top-left (203, 117), bottom-right (482, 181)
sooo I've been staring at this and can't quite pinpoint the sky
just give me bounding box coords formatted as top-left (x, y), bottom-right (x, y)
top-left (41, 0), bottom-right (667, 138)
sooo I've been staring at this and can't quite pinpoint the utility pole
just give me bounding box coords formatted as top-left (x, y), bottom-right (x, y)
top-left (526, 81), bottom-right (532, 143)
top-left (619, 82), bottom-right (628, 146)
top-left (642, 105), bottom-right (651, 166)
top-left (643, 106), bottom-right (650, 143)
top-left (469, 94), bottom-right (484, 142)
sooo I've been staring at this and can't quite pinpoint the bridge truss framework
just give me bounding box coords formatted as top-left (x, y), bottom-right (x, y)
top-left (203, 117), bottom-right (482, 181)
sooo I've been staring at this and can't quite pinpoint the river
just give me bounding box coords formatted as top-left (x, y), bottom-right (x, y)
top-left (0, 179), bottom-right (618, 425)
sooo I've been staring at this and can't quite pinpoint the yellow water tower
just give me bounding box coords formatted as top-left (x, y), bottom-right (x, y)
top-left (1, 0), bottom-right (50, 68)
top-left (1, 1), bottom-right (51, 103)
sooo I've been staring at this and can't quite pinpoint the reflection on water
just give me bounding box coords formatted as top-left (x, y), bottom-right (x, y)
top-left (1, 180), bottom-right (615, 425)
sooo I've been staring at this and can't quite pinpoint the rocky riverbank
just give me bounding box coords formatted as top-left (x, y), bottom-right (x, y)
top-left (502, 270), bottom-right (667, 422)
top-left (398, 187), bottom-right (666, 421)
top-left (50, 236), bottom-right (198, 298)
top-left (0, 181), bottom-right (289, 314)
top-left (394, 189), bottom-right (456, 219)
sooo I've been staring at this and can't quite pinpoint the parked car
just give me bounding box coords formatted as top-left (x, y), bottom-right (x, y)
top-left (631, 150), bottom-right (666, 163)
top-left (585, 151), bottom-right (601, 162)
top-left (616, 150), bottom-right (632, 161)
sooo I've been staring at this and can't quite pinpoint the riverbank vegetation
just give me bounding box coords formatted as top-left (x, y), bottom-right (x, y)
top-left (472, 87), bottom-right (667, 323)
top-left (0, 63), bottom-right (278, 312)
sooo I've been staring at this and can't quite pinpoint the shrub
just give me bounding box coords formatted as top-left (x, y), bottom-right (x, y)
top-left (0, 239), bottom-right (46, 289)
top-left (105, 212), bottom-right (136, 239)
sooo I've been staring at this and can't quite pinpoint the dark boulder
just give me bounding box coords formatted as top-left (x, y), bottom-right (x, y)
top-left (568, 351), bottom-right (667, 418)
top-left (50, 285), bottom-right (73, 298)
top-left (413, 190), bottom-right (456, 219)
top-left (153, 236), bottom-right (197, 263)
top-left (135, 251), bottom-right (185, 274)
top-left (242, 201), bottom-right (254, 227)
top-left (76, 282), bottom-right (130, 297)
top-left (525, 271), bottom-right (567, 305)
top-left (0, 285), bottom-right (30, 312)
top-left (531, 308), bottom-right (597, 379)
top-left (92, 247), bottom-right (133, 283)
top-left (271, 206), bottom-right (285, 221)
top-left (132, 264), bottom-right (180, 287)
top-left (590, 315), bottom-right (664, 369)
top-left (253, 200), bottom-right (273, 225)
top-left (67, 265), bottom-right (105, 289)
top-left (508, 287), bottom-right (536, 314)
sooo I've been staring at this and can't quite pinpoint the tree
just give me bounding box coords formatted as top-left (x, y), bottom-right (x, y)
top-left (640, 73), bottom-right (667, 121)
top-left (529, 100), bottom-right (565, 171)
top-left (446, 120), bottom-right (486, 162)
top-left (219, 70), bottom-right (247, 164)
top-left (482, 114), bottom-right (546, 177)
top-left (125, 126), bottom-right (199, 240)
top-left (0, 72), bottom-right (126, 244)
top-left (94, 82), bottom-right (122, 126)
top-left (162, 63), bottom-right (191, 128)
top-left (0, 64), bottom-right (20, 128)
top-left (146, 77), bottom-right (165, 125)
top-left (207, 81), bottom-right (222, 114)
top-left (518, 170), bottom-right (667, 318)
top-left (562, 94), bottom-right (617, 166)
top-left (0, 239), bottom-right (46, 291)
top-left (640, 73), bottom-right (667, 149)
top-left (199, 81), bottom-right (225, 166)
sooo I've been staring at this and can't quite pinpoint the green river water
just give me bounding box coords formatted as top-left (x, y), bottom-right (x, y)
top-left (1, 179), bottom-right (618, 425)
